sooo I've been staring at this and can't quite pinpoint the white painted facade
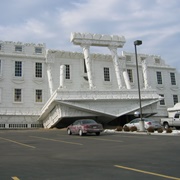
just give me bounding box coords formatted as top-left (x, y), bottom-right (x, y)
top-left (0, 33), bottom-right (179, 129)
top-left (0, 41), bottom-right (48, 128)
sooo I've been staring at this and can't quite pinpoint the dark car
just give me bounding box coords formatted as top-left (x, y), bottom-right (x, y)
top-left (67, 119), bottom-right (104, 136)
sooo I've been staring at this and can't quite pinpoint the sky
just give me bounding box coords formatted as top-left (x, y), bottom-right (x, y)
top-left (0, 0), bottom-right (180, 71)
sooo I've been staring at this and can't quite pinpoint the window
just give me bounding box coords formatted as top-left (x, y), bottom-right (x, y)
top-left (65, 65), bottom-right (70, 79)
top-left (84, 59), bottom-right (87, 73)
top-left (174, 113), bottom-right (180, 118)
top-left (104, 67), bottom-right (110, 81)
top-left (15, 45), bottom-right (22, 52)
top-left (173, 95), bottom-right (178, 105)
top-left (159, 94), bottom-right (165, 105)
top-left (0, 59), bottom-right (2, 75)
top-left (35, 62), bottom-right (42, 78)
top-left (156, 71), bottom-right (162, 84)
top-left (35, 47), bottom-right (42, 54)
top-left (155, 58), bottom-right (160, 64)
top-left (127, 69), bottom-right (133, 82)
top-left (126, 55), bottom-right (131, 61)
top-left (15, 61), bottom-right (22, 77)
top-left (14, 89), bottom-right (22, 102)
top-left (36, 89), bottom-right (42, 102)
top-left (0, 88), bottom-right (1, 103)
top-left (170, 72), bottom-right (176, 85)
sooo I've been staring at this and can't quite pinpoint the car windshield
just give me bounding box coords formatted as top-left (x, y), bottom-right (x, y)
top-left (81, 120), bottom-right (97, 124)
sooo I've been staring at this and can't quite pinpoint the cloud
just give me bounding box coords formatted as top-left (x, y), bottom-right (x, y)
top-left (0, 0), bottom-right (179, 70)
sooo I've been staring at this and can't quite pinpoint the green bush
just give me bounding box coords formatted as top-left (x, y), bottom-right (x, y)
top-left (130, 126), bottom-right (137, 132)
top-left (123, 126), bottom-right (130, 132)
top-left (147, 127), bottom-right (155, 133)
top-left (116, 126), bottom-right (123, 131)
top-left (166, 128), bottom-right (172, 133)
top-left (157, 128), bottom-right (163, 133)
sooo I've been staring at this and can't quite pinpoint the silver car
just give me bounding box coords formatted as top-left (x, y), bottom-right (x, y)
top-left (123, 118), bottom-right (162, 130)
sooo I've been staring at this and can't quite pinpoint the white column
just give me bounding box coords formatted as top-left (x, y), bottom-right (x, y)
top-left (123, 71), bottom-right (131, 89)
top-left (47, 64), bottom-right (53, 95)
top-left (59, 65), bottom-right (65, 89)
top-left (141, 58), bottom-right (151, 89)
top-left (81, 44), bottom-right (94, 89)
top-left (120, 58), bottom-right (131, 89)
top-left (108, 46), bottom-right (125, 89)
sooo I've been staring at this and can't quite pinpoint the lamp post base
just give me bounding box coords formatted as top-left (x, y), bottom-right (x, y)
top-left (139, 120), bottom-right (145, 132)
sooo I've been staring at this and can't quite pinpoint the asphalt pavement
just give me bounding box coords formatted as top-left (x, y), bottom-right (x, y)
top-left (0, 129), bottom-right (180, 180)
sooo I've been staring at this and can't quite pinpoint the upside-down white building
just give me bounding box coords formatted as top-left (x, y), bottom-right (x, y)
top-left (0, 32), bottom-right (179, 129)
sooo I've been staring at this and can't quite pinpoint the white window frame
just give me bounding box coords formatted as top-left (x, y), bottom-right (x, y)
top-left (159, 94), bottom-right (165, 105)
top-left (35, 62), bottom-right (43, 78)
top-left (15, 61), bottom-right (23, 77)
top-left (170, 72), bottom-right (176, 85)
top-left (104, 67), bottom-right (110, 82)
top-left (0, 88), bottom-right (1, 103)
top-left (126, 55), bottom-right (131, 61)
top-left (0, 59), bottom-right (2, 76)
top-left (35, 89), bottom-right (43, 103)
top-left (65, 64), bottom-right (71, 80)
top-left (156, 71), bottom-right (162, 85)
top-left (127, 69), bottom-right (133, 83)
top-left (14, 88), bottom-right (23, 103)
top-left (173, 94), bottom-right (178, 105)
top-left (15, 45), bottom-right (23, 52)
top-left (35, 47), bottom-right (42, 54)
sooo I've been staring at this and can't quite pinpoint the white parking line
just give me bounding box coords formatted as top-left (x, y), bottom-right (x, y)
top-left (11, 176), bottom-right (20, 180)
top-left (0, 137), bottom-right (36, 149)
top-left (60, 135), bottom-right (123, 143)
top-left (114, 165), bottom-right (180, 180)
top-left (30, 136), bottom-right (83, 145)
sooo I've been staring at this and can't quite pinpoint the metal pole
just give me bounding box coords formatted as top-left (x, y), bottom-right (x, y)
top-left (134, 41), bottom-right (145, 131)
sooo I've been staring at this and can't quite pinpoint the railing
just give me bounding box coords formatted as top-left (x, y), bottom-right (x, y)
top-left (0, 123), bottom-right (43, 129)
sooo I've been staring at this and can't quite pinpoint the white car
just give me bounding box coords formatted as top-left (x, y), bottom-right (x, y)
top-left (123, 118), bottom-right (162, 130)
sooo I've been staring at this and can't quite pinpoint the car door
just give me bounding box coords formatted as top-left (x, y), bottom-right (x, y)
top-left (71, 120), bottom-right (79, 134)
top-left (134, 119), bottom-right (140, 129)
top-left (173, 113), bottom-right (180, 126)
top-left (130, 119), bottom-right (140, 129)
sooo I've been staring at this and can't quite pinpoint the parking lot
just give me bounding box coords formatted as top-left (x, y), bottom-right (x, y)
top-left (0, 129), bottom-right (180, 180)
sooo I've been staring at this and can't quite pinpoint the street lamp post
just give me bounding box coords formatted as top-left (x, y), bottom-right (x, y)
top-left (134, 40), bottom-right (145, 131)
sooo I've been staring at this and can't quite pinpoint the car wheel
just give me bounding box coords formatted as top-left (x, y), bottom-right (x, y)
top-left (79, 129), bottom-right (83, 136)
top-left (164, 123), bottom-right (169, 129)
top-left (96, 132), bottom-right (100, 136)
top-left (67, 129), bottom-right (72, 135)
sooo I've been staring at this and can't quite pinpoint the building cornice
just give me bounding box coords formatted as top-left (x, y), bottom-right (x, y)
top-left (46, 50), bottom-right (113, 61)
top-left (0, 52), bottom-right (45, 60)
top-left (70, 32), bottom-right (126, 48)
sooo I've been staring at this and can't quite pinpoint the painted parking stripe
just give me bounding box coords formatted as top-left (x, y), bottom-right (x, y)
top-left (0, 137), bottom-right (36, 149)
top-left (59, 134), bottom-right (123, 143)
top-left (85, 137), bottom-right (123, 142)
top-left (114, 165), bottom-right (180, 180)
top-left (30, 136), bottom-right (83, 145)
top-left (12, 177), bottom-right (20, 180)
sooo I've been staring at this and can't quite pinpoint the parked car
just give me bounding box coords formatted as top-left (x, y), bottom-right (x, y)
top-left (161, 112), bottom-right (180, 129)
top-left (67, 119), bottom-right (104, 136)
top-left (123, 118), bottom-right (162, 130)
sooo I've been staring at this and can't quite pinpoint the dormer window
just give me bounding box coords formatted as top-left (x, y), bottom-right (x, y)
top-left (35, 47), bottom-right (42, 54)
top-left (126, 55), bottom-right (131, 61)
top-left (155, 58), bottom-right (160, 64)
top-left (15, 45), bottom-right (22, 52)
